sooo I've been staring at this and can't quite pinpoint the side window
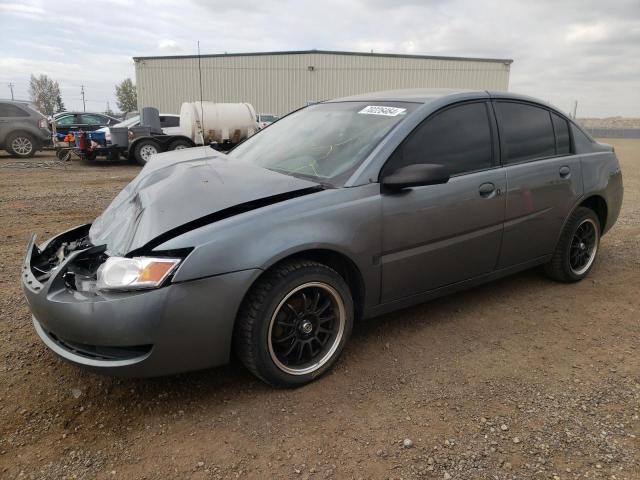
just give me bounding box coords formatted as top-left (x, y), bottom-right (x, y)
top-left (55, 115), bottom-right (76, 125)
top-left (80, 114), bottom-right (106, 125)
top-left (0, 103), bottom-right (29, 117)
top-left (387, 102), bottom-right (494, 176)
top-left (551, 113), bottom-right (571, 155)
top-left (496, 102), bottom-right (555, 164)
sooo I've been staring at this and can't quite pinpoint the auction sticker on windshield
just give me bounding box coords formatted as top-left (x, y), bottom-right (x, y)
top-left (358, 105), bottom-right (407, 117)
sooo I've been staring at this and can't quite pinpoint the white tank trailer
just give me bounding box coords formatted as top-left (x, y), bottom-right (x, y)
top-left (119, 102), bottom-right (259, 165)
top-left (179, 102), bottom-right (259, 145)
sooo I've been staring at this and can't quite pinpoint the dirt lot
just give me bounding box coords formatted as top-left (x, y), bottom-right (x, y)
top-left (0, 141), bottom-right (638, 480)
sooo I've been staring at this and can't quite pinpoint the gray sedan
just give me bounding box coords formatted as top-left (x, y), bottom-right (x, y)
top-left (21, 89), bottom-right (623, 387)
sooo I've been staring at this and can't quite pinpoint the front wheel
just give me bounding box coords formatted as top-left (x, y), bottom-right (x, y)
top-left (545, 207), bottom-right (600, 282)
top-left (234, 260), bottom-right (354, 387)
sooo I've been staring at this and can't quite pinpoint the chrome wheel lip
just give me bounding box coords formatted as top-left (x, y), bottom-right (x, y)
top-left (12, 136), bottom-right (33, 156)
top-left (267, 281), bottom-right (346, 376)
top-left (139, 144), bottom-right (158, 162)
top-left (569, 218), bottom-right (599, 276)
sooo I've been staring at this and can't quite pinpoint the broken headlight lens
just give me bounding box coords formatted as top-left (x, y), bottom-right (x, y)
top-left (96, 257), bottom-right (181, 291)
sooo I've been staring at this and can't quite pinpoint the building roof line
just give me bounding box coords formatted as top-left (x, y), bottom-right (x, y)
top-left (133, 49), bottom-right (513, 64)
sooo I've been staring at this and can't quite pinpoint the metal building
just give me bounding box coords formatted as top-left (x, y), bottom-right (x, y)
top-left (134, 50), bottom-right (512, 116)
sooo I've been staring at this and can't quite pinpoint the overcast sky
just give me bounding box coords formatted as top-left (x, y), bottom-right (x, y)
top-left (1, 0), bottom-right (638, 117)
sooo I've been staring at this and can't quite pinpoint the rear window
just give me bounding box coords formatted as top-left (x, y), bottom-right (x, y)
top-left (496, 102), bottom-right (556, 164)
top-left (551, 113), bottom-right (571, 155)
top-left (0, 103), bottom-right (29, 117)
top-left (160, 116), bottom-right (180, 127)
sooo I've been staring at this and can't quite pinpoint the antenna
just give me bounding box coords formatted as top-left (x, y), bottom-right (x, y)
top-left (8, 82), bottom-right (15, 101)
top-left (80, 85), bottom-right (86, 112)
top-left (197, 40), bottom-right (205, 145)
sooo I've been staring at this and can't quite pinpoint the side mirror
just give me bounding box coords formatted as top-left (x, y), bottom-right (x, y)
top-left (381, 164), bottom-right (450, 191)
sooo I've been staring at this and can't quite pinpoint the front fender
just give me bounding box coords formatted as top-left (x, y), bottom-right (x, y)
top-left (156, 184), bottom-right (382, 307)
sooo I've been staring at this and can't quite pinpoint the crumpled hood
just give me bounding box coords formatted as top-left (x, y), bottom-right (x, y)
top-left (89, 147), bottom-right (320, 256)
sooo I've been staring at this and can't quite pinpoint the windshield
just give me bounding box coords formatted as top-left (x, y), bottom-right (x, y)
top-left (229, 101), bottom-right (416, 186)
top-left (113, 115), bottom-right (140, 128)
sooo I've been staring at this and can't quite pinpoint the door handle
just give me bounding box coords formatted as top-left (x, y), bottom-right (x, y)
top-left (559, 166), bottom-right (571, 178)
top-left (478, 182), bottom-right (496, 197)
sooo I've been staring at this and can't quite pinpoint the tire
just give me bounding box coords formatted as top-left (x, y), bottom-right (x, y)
top-left (168, 139), bottom-right (193, 151)
top-left (234, 259), bottom-right (354, 387)
top-left (56, 149), bottom-right (72, 162)
top-left (7, 132), bottom-right (37, 158)
top-left (545, 207), bottom-right (601, 283)
top-left (132, 139), bottom-right (160, 166)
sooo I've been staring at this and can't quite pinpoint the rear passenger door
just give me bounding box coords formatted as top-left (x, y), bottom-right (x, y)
top-left (380, 101), bottom-right (506, 302)
top-left (79, 114), bottom-right (108, 131)
top-left (494, 101), bottom-right (583, 268)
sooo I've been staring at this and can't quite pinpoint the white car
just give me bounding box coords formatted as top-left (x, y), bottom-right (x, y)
top-left (98, 114), bottom-right (180, 144)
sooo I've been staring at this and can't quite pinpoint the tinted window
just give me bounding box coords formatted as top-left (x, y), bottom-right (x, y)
top-left (387, 102), bottom-right (493, 176)
top-left (81, 114), bottom-right (106, 125)
top-left (496, 102), bottom-right (555, 163)
top-left (160, 116), bottom-right (179, 127)
top-left (551, 113), bottom-right (571, 155)
top-left (0, 103), bottom-right (29, 117)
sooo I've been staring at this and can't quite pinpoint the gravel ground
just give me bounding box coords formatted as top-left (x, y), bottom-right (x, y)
top-left (0, 141), bottom-right (639, 479)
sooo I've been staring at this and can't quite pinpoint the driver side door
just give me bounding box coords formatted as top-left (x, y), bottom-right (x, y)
top-left (380, 101), bottom-right (506, 302)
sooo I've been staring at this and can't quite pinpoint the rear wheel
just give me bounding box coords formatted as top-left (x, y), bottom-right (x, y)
top-left (545, 207), bottom-right (600, 282)
top-left (168, 139), bottom-right (193, 151)
top-left (7, 132), bottom-right (37, 158)
top-left (133, 139), bottom-right (160, 165)
top-left (234, 260), bottom-right (354, 387)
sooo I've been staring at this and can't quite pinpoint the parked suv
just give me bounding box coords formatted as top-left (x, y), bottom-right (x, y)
top-left (0, 101), bottom-right (51, 157)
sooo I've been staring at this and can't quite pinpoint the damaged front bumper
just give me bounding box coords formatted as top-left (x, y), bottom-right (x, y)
top-left (21, 224), bottom-right (260, 377)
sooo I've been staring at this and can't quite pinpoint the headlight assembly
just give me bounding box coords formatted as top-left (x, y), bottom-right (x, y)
top-left (96, 257), bottom-right (181, 291)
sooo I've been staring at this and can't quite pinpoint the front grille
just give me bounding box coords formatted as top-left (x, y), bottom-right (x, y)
top-left (47, 331), bottom-right (152, 361)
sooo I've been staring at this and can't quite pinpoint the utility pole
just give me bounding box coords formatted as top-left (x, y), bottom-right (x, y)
top-left (80, 85), bottom-right (86, 112)
top-left (572, 100), bottom-right (578, 119)
top-left (8, 82), bottom-right (14, 100)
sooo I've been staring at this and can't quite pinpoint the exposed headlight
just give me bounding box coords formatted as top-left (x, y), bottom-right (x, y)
top-left (96, 257), bottom-right (181, 291)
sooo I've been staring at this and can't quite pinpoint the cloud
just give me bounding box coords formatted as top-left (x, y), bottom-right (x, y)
top-left (0, 0), bottom-right (638, 116)
top-left (0, 3), bottom-right (45, 18)
top-left (158, 39), bottom-right (181, 51)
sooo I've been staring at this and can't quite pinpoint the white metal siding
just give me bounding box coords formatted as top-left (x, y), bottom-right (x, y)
top-left (135, 52), bottom-right (511, 115)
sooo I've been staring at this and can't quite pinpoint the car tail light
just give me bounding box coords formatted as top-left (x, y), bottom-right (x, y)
top-left (38, 118), bottom-right (47, 129)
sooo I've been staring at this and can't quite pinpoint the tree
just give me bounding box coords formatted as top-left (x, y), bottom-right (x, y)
top-left (29, 74), bottom-right (62, 116)
top-left (115, 78), bottom-right (137, 116)
top-left (55, 93), bottom-right (65, 114)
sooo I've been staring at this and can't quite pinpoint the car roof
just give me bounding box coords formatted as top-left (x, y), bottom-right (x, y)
top-left (327, 88), bottom-right (484, 104)
top-left (326, 88), bottom-right (554, 108)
